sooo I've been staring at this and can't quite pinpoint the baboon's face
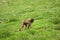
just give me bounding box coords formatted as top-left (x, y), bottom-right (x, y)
top-left (29, 18), bottom-right (34, 23)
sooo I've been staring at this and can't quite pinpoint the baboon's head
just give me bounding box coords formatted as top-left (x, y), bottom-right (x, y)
top-left (29, 18), bottom-right (34, 23)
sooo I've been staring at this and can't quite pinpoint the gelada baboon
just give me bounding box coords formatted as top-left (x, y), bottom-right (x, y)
top-left (19, 18), bottom-right (34, 31)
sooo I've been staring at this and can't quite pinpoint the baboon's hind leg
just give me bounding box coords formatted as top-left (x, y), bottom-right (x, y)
top-left (19, 23), bottom-right (24, 31)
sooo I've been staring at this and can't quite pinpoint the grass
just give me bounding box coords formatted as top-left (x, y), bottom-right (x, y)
top-left (0, 0), bottom-right (60, 40)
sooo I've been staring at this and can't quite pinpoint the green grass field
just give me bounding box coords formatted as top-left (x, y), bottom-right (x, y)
top-left (0, 0), bottom-right (60, 40)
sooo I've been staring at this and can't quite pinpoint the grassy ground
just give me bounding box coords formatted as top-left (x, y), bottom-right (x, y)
top-left (0, 0), bottom-right (60, 40)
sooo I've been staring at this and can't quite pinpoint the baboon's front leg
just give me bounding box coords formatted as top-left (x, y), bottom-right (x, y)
top-left (28, 24), bottom-right (31, 29)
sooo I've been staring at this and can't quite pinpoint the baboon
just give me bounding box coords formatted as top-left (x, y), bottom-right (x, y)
top-left (19, 18), bottom-right (34, 31)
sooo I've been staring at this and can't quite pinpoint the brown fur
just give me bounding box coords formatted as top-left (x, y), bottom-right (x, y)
top-left (19, 18), bottom-right (34, 31)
